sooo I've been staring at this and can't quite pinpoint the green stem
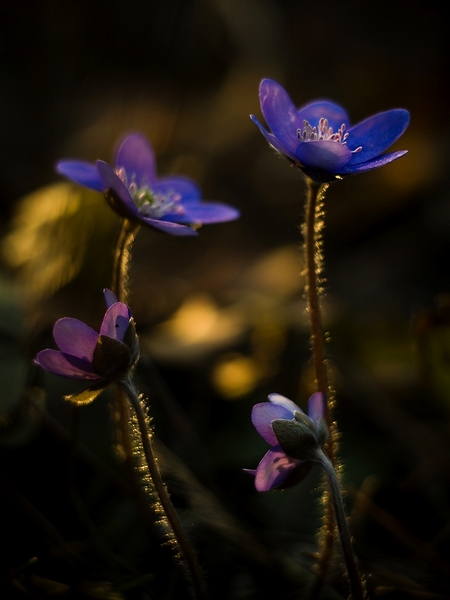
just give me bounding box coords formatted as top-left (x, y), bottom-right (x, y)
top-left (118, 377), bottom-right (208, 600)
top-left (316, 451), bottom-right (365, 600)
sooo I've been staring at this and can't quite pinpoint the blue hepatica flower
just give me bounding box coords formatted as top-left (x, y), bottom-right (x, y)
top-left (35, 290), bottom-right (139, 403)
top-left (246, 392), bottom-right (328, 491)
top-left (57, 133), bottom-right (239, 236)
top-left (251, 79), bottom-right (410, 183)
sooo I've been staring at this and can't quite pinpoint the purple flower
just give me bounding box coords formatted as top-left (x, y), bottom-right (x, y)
top-left (35, 290), bottom-right (139, 403)
top-left (251, 79), bottom-right (410, 183)
top-left (57, 133), bottom-right (239, 236)
top-left (246, 392), bottom-right (327, 491)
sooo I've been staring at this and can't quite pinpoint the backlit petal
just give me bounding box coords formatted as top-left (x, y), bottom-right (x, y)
top-left (296, 140), bottom-right (352, 171)
top-left (53, 318), bottom-right (98, 361)
top-left (153, 176), bottom-right (202, 203)
top-left (56, 160), bottom-right (104, 192)
top-left (103, 289), bottom-right (119, 308)
top-left (250, 115), bottom-right (298, 162)
top-left (337, 150), bottom-right (408, 175)
top-left (345, 109), bottom-right (410, 163)
top-left (165, 203), bottom-right (240, 224)
top-left (268, 393), bottom-right (302, 415)
top-left (35, 349), bottom-right (100, 381)
top-left (97, 161), bottom-right (139, 218)
top-left (115, 134), bottom-right (157, 187)
top-left (258, 79), bottom-right (304, 155)
top-left (297, 100), bottom-right (350, 131)
top-left (100, 302), bottom-right (132, 341)
top-left (254, 446), bottom-right (301, 491)
top-left (307, 392), bottom-right (326, 422)
top-left (140, 217), bottom-right (199, 236)
top-left (251, 402), bottom-right (294, 445)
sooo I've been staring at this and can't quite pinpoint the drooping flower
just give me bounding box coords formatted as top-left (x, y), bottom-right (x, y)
top-left (57, 133), bottom-right (239, 236)
top-left (246, 392), bottom-right (328, 491)
top-left (34, 289), bottom-right (139, 403)
top-left (251, 79), bottom-right (410, 183)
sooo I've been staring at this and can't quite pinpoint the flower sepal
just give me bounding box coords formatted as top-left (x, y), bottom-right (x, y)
top-left (64, 380), bottom-right (108, 405)
top-left (92, 335), bottom-right (135, 380)
top-left (272, 409), bottom-right (328, 461)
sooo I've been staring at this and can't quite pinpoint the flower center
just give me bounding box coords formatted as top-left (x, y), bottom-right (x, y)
top-left (297, 119), bottom-right (362, 153)
top-left (116, 168), bottom-right (185, 218)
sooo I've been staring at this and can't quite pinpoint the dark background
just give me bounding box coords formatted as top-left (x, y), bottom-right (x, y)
top-left (1, 1), bottom-right (450, 598)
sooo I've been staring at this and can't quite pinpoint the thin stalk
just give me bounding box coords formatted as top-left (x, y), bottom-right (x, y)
top-left (118, 377), bottom-right (208, 600)
top-left (316, 451), bottom-right (365, 600)
top-left (304, 180), bottom-right (329, 414)
top-left (303, 179), bottom-right (337, 596)
top-left (112, 218), bottom-right (140, 304)
top-left (111, 218), bottom-right (140, 517)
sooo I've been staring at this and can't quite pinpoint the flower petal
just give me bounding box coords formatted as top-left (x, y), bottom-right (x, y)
top-left (53, 317), bottom-right (99, 361)
top-left (268, 393), bottom-right (302, 415)
top-left (97, 160), bottom-right (139, 217)
top-left (153, 176), bottom-right (202, 203)
top-left (345, 109), bottom-right (410, 163)
top-left (56, 160), bottom-right (104, 192)
top-left (254, 446), bottom-right (301, 491)
top-left (34, 349), bottom-right (100, 381)
top-left (139, 217), bottom-right (199, 236)
top-left (114, 134), bottom-right (157, 187)
top-left (103, 289), bottom-right (119, 308)
top-left (100, 302), bottom-right (132, 341)
top-left (297, 100), bottom-right (350, 131)
top-left (337, 150), bottom-right (408, 175)
top-left (295, 140), bottom-right (352, 171)
top-left (307, 392), bottom-right (326, 422)
top-left (165, 202), bottom-right (240, 224)
top-left (258, 79), bottom-right (304, 156)
top-left (251, 402), bottom-right (294, 445)
top-left (250, 115), bottom-right (298, 162)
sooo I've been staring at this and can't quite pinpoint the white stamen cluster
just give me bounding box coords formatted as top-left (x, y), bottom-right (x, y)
top-left (297, 119), bottom-right (362, 153)
top-left (116, 168), bottom-right (185, 218)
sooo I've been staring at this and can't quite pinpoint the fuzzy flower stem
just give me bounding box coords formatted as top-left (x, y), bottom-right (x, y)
top-left (316, 451), bottom-right (365, 600)
top-left (304, 179), bottom-right (337, 596)
top-left (111, 216), bottom-right (142, 527)
top-left (111, 219), bottom-right (206, 597)
top-left (117, 377), bottom-right (208, 600)
top-left (112, 218), bottom-right (140, 304)
top-left (304, 180), bottom-right (329, 409)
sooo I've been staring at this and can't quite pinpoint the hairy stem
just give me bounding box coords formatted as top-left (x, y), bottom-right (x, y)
top-left (304, 179), bottom-right (337, 595)
top-left (317, 451), bottom-right (365, 600)
top-left (111, 218), bottom-right (141, 515)
top-left (112, 218), bottom-right (140, 304)
top-left (304, 181), bottom-right (329, 407)
top-left (118, 377), bottom-right (208, 600)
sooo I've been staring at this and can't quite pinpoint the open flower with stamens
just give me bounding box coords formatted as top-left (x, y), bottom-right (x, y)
top-left (34, 289), bottom-right (139, 404)
top-left (251, 79), bottom-right (410, 183)
top-left (246, 392), bottom-right (328, 491)
top-left (57, 133), bottom-right (239, 236)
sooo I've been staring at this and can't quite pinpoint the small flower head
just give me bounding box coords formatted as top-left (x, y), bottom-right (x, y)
top-left (251, 79), bottom-right (410, 183)
top-left (246, 392), bottom-right (328, 491)
top-left (57, 133), bottom-right (239, 236)
top-left (34, 289), bottom-right (139, 403)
